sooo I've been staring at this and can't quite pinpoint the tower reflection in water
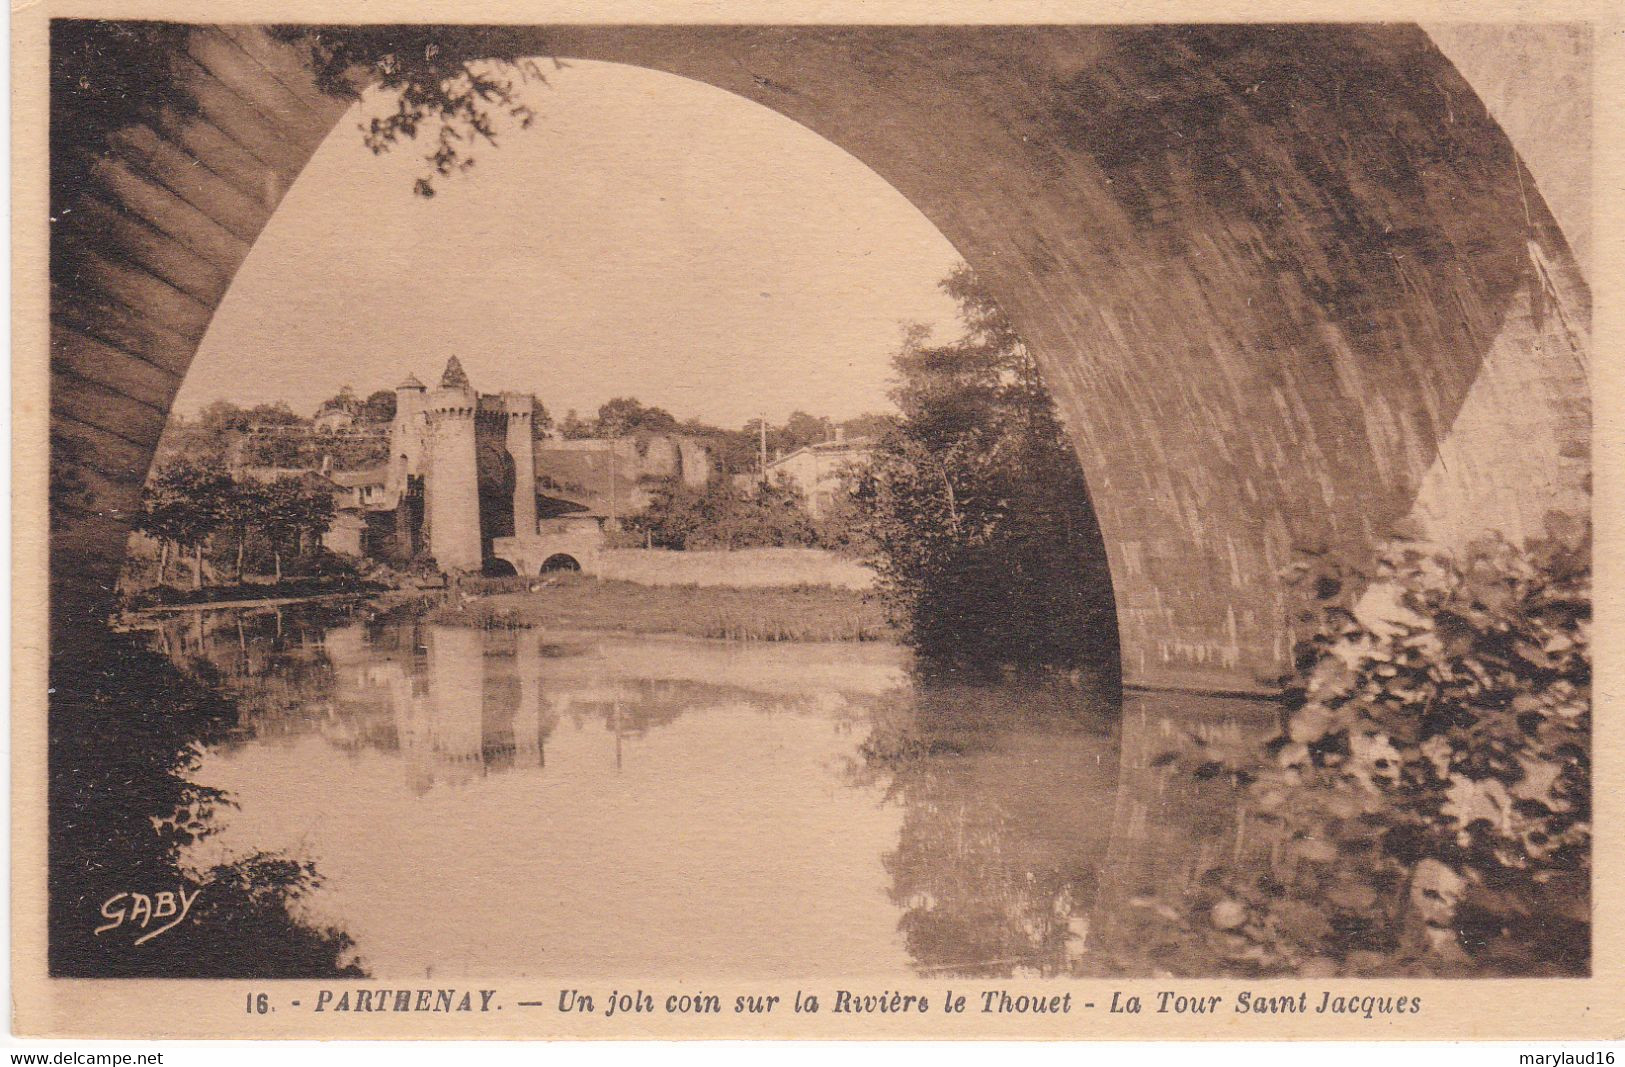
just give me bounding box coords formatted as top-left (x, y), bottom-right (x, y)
top-left (155, 605), bottom-right (1278, 978)
top-left (332, 622), bottom-right (679, 792)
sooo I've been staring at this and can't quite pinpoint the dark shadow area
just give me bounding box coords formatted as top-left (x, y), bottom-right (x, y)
top-left (48, 621), bottom-right (363, 977)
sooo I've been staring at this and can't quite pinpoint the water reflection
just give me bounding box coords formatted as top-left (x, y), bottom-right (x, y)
top-left (155, 607), bottom-right (895, 790)
top-left (857, 682), bottom-right (1120, 976)
top-left (152, 604), bottom-right (1279, 979)
top-left (50, 619), bottom-right (362, 977)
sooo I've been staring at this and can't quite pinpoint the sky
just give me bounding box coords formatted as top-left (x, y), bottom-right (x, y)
top-left (174, 59), bottom-right (965, 429)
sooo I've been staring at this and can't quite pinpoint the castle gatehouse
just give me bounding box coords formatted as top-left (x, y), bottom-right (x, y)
top-left (331, 357), bottom-right (711, 574)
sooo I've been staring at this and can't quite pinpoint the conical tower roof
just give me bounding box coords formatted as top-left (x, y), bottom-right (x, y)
top-left (397, 372), bottom-right (425, 391)
top-left (439, 356), bottom-right (471, 391)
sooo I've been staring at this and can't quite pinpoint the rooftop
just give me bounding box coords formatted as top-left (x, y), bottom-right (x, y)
top-left (439, 356), bottom-right (471, 391)
top-left (329, 467), bottom-right (388, 488)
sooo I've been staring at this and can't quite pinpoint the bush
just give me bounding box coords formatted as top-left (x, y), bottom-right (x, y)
top-left (49, 627), bottom-right (362, 976)
top-left (1157, 515), bottom-right (1590, 976)
top-left (292, 547), bottom-right (361, 580)
top-left (625, 475), bottom-right (822, 551)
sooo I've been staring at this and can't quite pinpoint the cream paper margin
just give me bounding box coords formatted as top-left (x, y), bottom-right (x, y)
top-left (10, 0), bottom-right (1624, 1040)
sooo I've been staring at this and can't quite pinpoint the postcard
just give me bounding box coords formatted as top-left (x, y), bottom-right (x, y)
top-left (11, 0), bottom-right (1620, 1040)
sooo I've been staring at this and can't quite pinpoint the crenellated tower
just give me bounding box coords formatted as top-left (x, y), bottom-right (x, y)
top-left (381, 356), bottom-right (698, 574)
top-left (388, 372), bottom-right (428, 559)
top-left (390, 373), bottom-right (428, 482)
top-left (424, 357), bottom-right (482, 571)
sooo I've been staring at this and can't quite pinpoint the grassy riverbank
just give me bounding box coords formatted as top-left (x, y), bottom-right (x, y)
top-left (429, 575), bottom-right (893, 642)
top-left (123, 575), bottom-right (388, 611)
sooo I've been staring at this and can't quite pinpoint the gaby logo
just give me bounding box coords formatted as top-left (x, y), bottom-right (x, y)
top-left (95, 887), bottom-right (202, 945)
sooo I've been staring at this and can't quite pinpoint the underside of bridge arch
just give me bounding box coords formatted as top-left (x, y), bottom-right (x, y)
top-left (47, 23), bottom-right (1590, 693)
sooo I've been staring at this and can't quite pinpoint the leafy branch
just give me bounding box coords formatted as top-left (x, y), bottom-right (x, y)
top-left (271, 25), bottom-right (560, 196)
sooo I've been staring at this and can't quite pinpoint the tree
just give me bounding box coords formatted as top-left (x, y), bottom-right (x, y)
top-left (296, 481), bottom-right (338, 558)
top-left (558, 410), bottom-right (595, 440)
top-left (596, 397), bottom-right (677, 438)
top-left (136, 462), bottom-right (234, 589)
top-left (358, 390), bottom-right (397, 424)
top-left (852, 265), bottom-right (1116, 676)
top-left (530, 397), bottom-right (554, 438)
top-left (254, 479), bottom-right (296, 584)
top-left (217, 478), bottom-right (271, 582)
top-left (259, 477), bottom-right (336, 583)
top-left (782, 411), bottom-right (833, 452)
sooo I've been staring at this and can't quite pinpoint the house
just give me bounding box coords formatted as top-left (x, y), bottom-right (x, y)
top-left (761, 433), bottom-right (873, 518)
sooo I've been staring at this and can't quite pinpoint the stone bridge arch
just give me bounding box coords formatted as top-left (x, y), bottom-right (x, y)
top-left (491, 528), bottom-right (605, 579)
top-left (46, 23), bottom-right (1590, 692)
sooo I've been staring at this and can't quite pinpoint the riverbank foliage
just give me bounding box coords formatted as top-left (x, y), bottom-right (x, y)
top-left (50, 626), bottom-right (362, 976)
top-left (132, 461), bottom-right (338, 590)
top-left (850, 267), bottom-right (1117, 678)
top-left (123, 572), bottom-right (384, 611)
top-left (1151, 517), bottom-right (1590, 976)
top-left (455, 575), bottom-right (890, 643)
top-left (625, 476), bottom-right (826, 551)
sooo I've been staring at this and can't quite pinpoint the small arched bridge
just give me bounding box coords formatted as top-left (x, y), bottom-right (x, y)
top-left (46, 23), bottom-right (1590, 693)
top-left (491, 527), bottom-right (605, 579)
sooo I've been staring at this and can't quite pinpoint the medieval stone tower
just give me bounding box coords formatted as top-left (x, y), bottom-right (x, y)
top-left (423, 358), bottom-right (482, 571)
top-left (384, 357), bottom-right (546, 572)
top-left (389, 371), bottom-right (428, 558)
top-left (504, 393), bottom-right (536, 541)
top-left (380, 355), bottom-right (711, 573)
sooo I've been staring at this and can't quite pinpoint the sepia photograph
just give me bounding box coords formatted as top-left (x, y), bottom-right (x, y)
top-left (13, 5), bottom-right (1611, 1041)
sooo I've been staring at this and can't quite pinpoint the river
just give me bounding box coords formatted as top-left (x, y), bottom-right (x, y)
top-left (148, 601), bottom-right (1280, 980)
